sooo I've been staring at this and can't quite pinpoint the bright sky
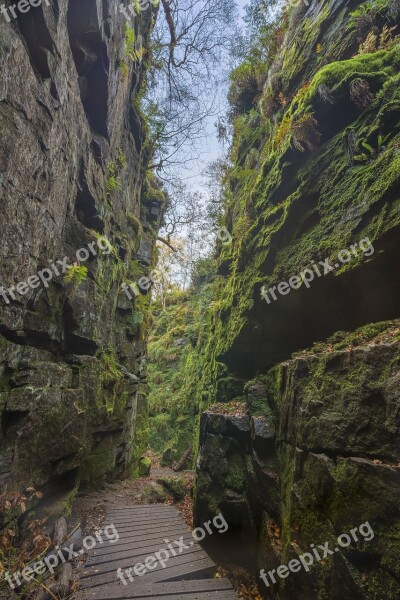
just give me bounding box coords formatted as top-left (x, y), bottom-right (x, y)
top-left (184, 0), bottom-right (248, 193)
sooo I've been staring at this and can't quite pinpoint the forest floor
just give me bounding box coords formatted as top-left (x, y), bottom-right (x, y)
top-left (68, 463), bottom-right (263, 599)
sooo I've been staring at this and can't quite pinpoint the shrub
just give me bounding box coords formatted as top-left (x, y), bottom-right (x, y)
top-left (228, 62), bottom-right (260, 118)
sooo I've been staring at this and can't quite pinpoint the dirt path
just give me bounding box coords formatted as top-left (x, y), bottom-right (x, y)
top-left (69, 466), bottom-right (187, 534)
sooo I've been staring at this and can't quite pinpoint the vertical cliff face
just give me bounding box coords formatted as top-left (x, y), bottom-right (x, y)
top-left (0, 0), bottom-right (162, 509)
top-left (193, 0), bottom-right (400, 597)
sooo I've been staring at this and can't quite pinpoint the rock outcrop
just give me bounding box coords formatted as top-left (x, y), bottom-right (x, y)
top-left (195, 324), bottom-right (400, 598)
top-left (0, 0), bottom-right (162, 511)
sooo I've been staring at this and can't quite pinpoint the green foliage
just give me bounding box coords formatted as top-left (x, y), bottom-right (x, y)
top-left (142, 172), bottom-right (167, 206)
top-left (228, 62), bottom-right (261, 118)
top-left (156, 476), bottom-right (186, 501)
top-left (139, 456), bottom-right (151, 476)
top-left (106, 176), bottom-right (120, 193)
top-left (106, 161), bottom-right (121, 195)
top-left (141, 483), bottom-right (168, 504)
top-left (354, 132), bottom-right (391, 162)
top-left (124, 23), bottom-right (136, 59)
top-left (127, 213), bottom-right (142, 235)
top-left (63, 265), bottom-right (88, 288)
top-left (348, 0), bottom-right (391, 31)
top-left (191, 256), bottom-right (216, 288)
top-left (174, 25), bottom-right (400, 479)
top-left (147, 284), bottom-right (215, 463)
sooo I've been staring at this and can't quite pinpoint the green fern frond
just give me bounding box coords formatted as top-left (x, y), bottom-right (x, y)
top-left (63, 265), bottom-right (88, 287)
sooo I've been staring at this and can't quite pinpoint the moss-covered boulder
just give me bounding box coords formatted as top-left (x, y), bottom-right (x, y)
top-left (156, 476), bottom-right (186, 501)
top-left (138, 456), bottom-right (152, 477)
top-left (195, 322), bottom-right (400, 599)
top-left (141, 482), bottom-right (168, 504)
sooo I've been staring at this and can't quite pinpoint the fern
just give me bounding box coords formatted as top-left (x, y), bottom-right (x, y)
top-left (63, 265), bottom-right (88, 288)
top-left (106, 176), bottom-right (120, 193)
top-left (124, 24), bottom-right (136, 60)
top-left (378, 133), bottom-right (391, 151)
top-left (106, 161), bottom-right (121, 194)
top-left (361, 141), bottom-right (375, 155)
top-left (355, 132), bottom-right (391, 162)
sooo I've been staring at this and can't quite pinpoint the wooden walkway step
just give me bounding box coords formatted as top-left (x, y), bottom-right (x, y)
top-left (76, 504), bottom-right (237, 599)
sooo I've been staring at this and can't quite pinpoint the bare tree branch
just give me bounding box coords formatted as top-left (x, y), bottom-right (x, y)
top-left (157, 236), bottom-right (178, 252)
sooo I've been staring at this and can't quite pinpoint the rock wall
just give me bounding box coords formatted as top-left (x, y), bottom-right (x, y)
top-left (193, 0), bottom-right (400, 597)
top-left (0, 0), bottom-right (162, 510)
top-left (195, 323), bottom-right (400, 598)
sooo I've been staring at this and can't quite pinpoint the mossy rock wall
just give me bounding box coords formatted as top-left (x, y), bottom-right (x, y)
top-left (193, 0), bottom-right (400, 598)
top-left (0, 0), bottom-right (162, 510)
top-left (194, 324), bottom-right (400, 599)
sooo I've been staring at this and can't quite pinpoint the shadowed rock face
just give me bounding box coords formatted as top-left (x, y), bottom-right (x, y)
top-left (193, 0), bottom-right (400, 597)
top-left (195, 334), bottom-right (400, 599)
top-left (0, 0), bottom-right (160, 508)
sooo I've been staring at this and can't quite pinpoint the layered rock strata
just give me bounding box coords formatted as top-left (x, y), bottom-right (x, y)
top-left (0, 0), bottom-right (161, 510)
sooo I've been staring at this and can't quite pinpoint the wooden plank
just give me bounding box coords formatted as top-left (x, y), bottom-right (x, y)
top-left (87, 536), bottom-right (197, 565)
top-left (91, 529), bottom-right (194, 556)
top-left (108, 505), bottom-right (176, 514)
top-left (113, 522), bottom-right (189, 540)
top-left (83, 546), bottom-right (205, 577)
top-left (108, 513), bottom-right (179, 527)
top-left (81, 550), bottom-right (213, 588)
top-left (145, 556), bottom-right (216, 583)
top-left (80, 578), bottom-right (234, 599)
top-left (76, 505), bottom-right (237, 600)
top-left (109, 511), bottom-right (177, 522)
top-left (81, 590), bottom-right (236, 600)
top-left (112, 517), bottom-right (185, 531)
top-left (102, 529), bottom-right (192, 548)
top-left (110, 512), bottom-right (178, 523)
top-left (110, 519), bottom-right (184, 535)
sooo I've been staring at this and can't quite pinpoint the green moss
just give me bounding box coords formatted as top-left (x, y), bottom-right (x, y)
top-left (156, 476), bottom-right (186, 501)
top-left (124, 23), bottom-right (136, 60)
top-left (63, 265), bottom-right (88, 288)
top-left (139, 456), bottom-right (151, 476)
top-left (130, 390), bottom-right (149, 479)
top-left (295, 320), bottom-right (400, 356)
top-left (225, 458), bottom-right (246, 492)
top-left (141, 482), bottom-right (168, 504)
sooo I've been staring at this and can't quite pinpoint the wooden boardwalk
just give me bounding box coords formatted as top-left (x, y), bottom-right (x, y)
top-left (77, 504), bottom-right (237, 599)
